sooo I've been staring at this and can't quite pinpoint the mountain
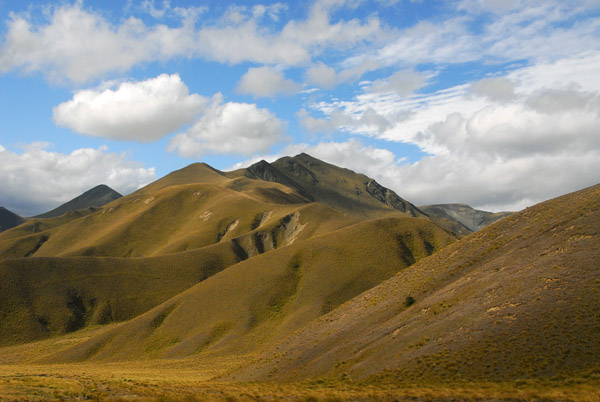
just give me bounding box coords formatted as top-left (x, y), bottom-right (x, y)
top-left (231, 183), bottom-right (600, 384)
top-left (34, 184), bottom-right (122, 219)
top-left (25, 216), bottom-right (455, 362)
top-left (0, 155), bottom-right (597, 400)
top-left (0, 155), bottom-right (428, 260)
top-left (420, 203), bottom-right (512, 233)
top-left (0, 207), bottom-right (25, 233)
top-left (0, 154), bottom-right (455, 348)
top-left (243, 153), bottom-right (426, 218)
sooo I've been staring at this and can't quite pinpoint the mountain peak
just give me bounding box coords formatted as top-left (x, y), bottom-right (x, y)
top-left (35, 185), bottom-right (122, 219)
top-left (0, 206), bottom-right (25, 232)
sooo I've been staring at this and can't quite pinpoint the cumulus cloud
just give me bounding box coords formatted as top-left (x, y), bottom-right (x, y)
top-left (0, 1), bottom-right (384, 83)
top-left (168, 95), bottom-right (285, 157)
top-left (237, 66), bottom-right (302, 98)
top-left (300, 53), bottom-right (600, 211)
top-left (0, 143), bottom-right (155, 216)
top-left (471, 76), bottom-right (516, 102)
top-left (0, 3), bottom-right (202, 83)
top-left (53, 74), bottom-right (205, 142)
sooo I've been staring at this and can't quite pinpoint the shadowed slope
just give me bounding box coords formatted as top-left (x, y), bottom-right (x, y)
top-left (0, 207), bottom-right (25, 233)
top-left (35, 185), bottom-right (122, 219)
top-left (27, 216), bottom-right (455, 363)
top-left (421, 203), bottom-right (512, 233)
top-left (239, 154), bottom-right (426, 218)
top-left (232, 183), bottom-right (600, 383)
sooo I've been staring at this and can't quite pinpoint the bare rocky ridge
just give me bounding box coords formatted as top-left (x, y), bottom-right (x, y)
top-left (420, 203), bottom-right (512, 233)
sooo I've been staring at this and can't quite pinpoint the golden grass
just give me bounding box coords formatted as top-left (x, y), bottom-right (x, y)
top-left (10, 215), bottom-right (453, 363)
top-left (0, 361), bottom-right (598, 401)
top-left (231, 184), bottom-right (600, 384)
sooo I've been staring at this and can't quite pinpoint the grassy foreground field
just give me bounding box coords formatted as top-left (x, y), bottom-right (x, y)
top-left (1, 360), bottom-right (599, 401)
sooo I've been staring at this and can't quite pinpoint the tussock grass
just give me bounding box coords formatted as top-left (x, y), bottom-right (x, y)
top-left (231, 184), bottom-right (600, 386)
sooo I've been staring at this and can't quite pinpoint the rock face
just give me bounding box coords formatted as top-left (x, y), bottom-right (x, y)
top-left (0, 207), bottom-right (25, 232)
top-left (364, 179), bottom-right (422, 217)
top-left (35, 185), bottom-right (122, 219)
top-left (420, 203), bottom-right (512, 232)
top-left (245, 153), bottom-right (425, 218)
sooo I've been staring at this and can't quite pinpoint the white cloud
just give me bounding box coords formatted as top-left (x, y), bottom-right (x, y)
top-left (237, 66), bottom-right (302, 98)
top-left (252, 4), bottom-right (288, 21)
top-left (304, 59), bottom-right (380, 89)
top-left (168, 95), bottom-right (285, 157)
top-left (298, 107), bottom-right (393, 135)
top-left (0, 143), bottom-right (155, 216)
top-left (366, 70), bottom-right (426, 95)
top-left (300, 53), bottom-right (600, 211)
top-left (304, 62), bottom-right (339, 89)
top-left (0, 1), bottom-right (385, 83)
top-left (0, 3), bottom-right (202, 83)
top-left (347, 1), bottom-right (600, 70)
top-left (470, 76), bottom-right (517, 103)
top-left (53, 74), bottom-right (205, 142)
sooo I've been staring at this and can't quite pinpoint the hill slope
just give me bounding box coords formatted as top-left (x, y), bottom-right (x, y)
top-left (0, 241), bottom-right (241, 347)
top-left (0, 207), bottom-right (25, 233)
top-left (35, 184), bottom-right (122, 219)
top-left (18, 216), bottom-right (455, 363)
top-left (420, 203), bottom-right (512, 233)
top-left (0, 155), bottom-right (427, 259)
top-left (0, 155), bottom-right (458, 351)
top-left (232, 183), bottom-right (600, 383)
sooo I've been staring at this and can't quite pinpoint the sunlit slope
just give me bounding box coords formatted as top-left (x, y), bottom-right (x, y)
top-left (0, 181), bottom-right (354, 259)
top-left (0, 155), bottom-right (436, 259)
top-left (32, 216), bottom-right (456, 363)
top-left (233, 183), bottom-right (600, 383)
top-left (0, 240), bottom-right (240, 347)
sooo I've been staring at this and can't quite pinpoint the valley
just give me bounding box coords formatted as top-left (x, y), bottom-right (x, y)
top-left (0, 154), bottom-right (598, 401)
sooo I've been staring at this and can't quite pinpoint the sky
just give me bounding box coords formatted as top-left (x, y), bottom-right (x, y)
top-left (0, 0), bottom-right (599, 216)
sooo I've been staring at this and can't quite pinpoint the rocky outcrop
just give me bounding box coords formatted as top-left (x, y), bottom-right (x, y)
top-left (364, 179), bottom-right (424, 217)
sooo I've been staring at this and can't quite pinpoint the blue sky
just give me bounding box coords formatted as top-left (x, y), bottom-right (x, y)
top-left (1, 0), bottom-right (599, 216)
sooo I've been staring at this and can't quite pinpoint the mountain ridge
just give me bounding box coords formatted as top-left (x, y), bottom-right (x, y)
top-left (35, 184), bottom-right (122, 219)
top-left (0, 207), bottom-right (25, 233)
top-left (420, 203), bottom-right (512, 233)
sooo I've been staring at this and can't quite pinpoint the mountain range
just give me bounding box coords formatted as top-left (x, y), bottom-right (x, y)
top-left (0, 153), bottom-right (597, 401)
top-left (0, 184), bottom-right (122, 233)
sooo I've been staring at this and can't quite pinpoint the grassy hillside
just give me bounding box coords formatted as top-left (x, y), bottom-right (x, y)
top-left (0, 183), bottom-right (354, 259)
top-left (0, 155), bottom-right (452, 351)
top-left (10, 216), bottom-right (455, 363)
top-left (232, 183), bottom-right (600, 384)
top-left (0, 241), bottom-right (241, 347)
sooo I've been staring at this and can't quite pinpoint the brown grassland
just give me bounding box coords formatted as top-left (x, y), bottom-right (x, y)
top-left (0, 155), bottom-right (598, 401)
